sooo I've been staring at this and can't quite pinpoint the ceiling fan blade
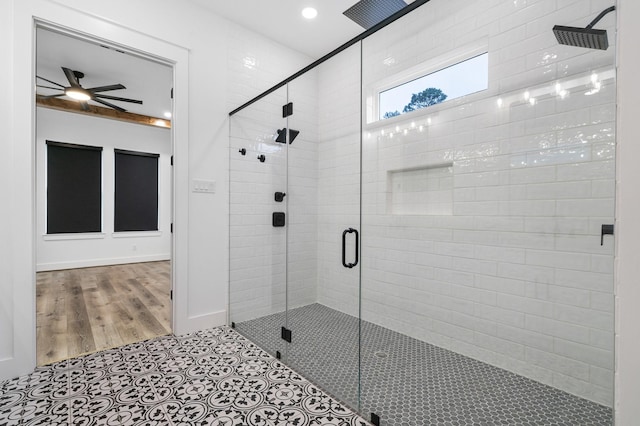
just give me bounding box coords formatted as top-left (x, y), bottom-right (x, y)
top-left (94, 94), bottom-right (143, 104)
top-left (37, 93), bottom-right (66, 99)
top-left (87, 84), bottom-right (126, 93)
top-left (93, 98), bottom-right (127, 112)
top-left (36, 85), bottom-right (64, 91)
top-left (36, 75), bottom-right (66, 88)
top-left (62, 67), bottom-right (81, 87)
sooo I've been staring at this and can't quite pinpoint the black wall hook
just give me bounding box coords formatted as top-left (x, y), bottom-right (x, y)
top-left (257, 154), bottom-right (266, 163)
top-left (239, 148), bottom-right (246, 156)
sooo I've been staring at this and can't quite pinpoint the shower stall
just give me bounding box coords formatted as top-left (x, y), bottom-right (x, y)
top-left (229, 0), bottom-right (616, 424)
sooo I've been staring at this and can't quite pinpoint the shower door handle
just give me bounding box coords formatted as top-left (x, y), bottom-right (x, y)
top-left (342, 228), bottom-right (359, 269)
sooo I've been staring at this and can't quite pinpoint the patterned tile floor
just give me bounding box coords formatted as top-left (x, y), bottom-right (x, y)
top-left (236, 303), bottom-right (613, 426)
top-left (0, 326), bottom-right (371, 426)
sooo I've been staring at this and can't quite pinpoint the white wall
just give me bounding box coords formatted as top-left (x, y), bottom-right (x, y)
top-left (36, 108), bottom-right (172, 271)
top-left (614, 0), bottom-right (640, 423)
top-left (228, 70), bottom-right (320, 323)
top-left (229, 90), bottom-right (290, 321)
top-left (0, 0), bottom-right (310, 380)
top-left (316, 45), bottom-right (362, 317)
top-left (352, 0), bottom-right (616, 406)
top-left (0, 0), bottom-right (16, 366)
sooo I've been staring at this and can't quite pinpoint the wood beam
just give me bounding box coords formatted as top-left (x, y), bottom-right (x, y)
top-left (36, 96), bottom-right (171, 129)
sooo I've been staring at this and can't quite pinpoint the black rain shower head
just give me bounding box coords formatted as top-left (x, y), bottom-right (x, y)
top-left (275, 129), bottom-right (285, 143)
top-left (553, 6), bottom-right (615, 50)
top-left (274, 128), bottom-right (299, 144)
top-left (288, 129), bottom-right (300, 144)
top-left (343, 0), bottom-right (407, 30)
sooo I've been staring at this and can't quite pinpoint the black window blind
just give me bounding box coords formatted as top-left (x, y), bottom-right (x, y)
top-left (46, 141), bottom-right (102, 234)
top-left (114, 149), bottom-right (159, 232)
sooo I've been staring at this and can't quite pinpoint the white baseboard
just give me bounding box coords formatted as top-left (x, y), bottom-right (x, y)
top-left (36, 254), bottom-right (171, 272)
top-left (0, 354), bottom-right (35, 383)
top-left (174, 310), bottom-right (227, 336)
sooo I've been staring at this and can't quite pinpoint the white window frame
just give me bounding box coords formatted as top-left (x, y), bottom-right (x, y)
top-left (365, 40), bottom-right (489, 125)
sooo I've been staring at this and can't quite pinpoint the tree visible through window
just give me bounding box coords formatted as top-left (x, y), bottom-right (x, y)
top-left (379, 52), bottom-right (488, 120)
top-left (383, 88), bottom-right (448, 118)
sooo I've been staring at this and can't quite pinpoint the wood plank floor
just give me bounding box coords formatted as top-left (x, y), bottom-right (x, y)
top-left (36, 261), bottom-right (171, 366)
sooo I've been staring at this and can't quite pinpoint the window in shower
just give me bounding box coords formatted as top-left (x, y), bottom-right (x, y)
top-left (378, 52), bottom-right (489, 120)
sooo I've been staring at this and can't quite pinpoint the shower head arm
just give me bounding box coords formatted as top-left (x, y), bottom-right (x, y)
top-left (586, 6), bottom-right (616, 29)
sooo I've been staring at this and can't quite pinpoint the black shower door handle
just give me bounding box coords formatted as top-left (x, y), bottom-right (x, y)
top-left (342, 228), bottom-right (359, 269)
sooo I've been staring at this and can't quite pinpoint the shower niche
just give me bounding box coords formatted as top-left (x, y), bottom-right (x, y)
top-left (386, 163), bottom-right (454, 215)
top-left (229, 0), bottom-right (616, 424)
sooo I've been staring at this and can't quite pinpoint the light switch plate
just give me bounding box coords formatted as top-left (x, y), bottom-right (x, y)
top-left (192, 179), bottom-right (216, 193)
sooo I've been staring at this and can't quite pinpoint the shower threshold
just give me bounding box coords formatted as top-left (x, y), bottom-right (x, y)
top-left (235, 303), bottom-right (612, 426)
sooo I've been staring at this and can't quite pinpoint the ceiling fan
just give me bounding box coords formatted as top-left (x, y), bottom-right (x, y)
top-left (36, 67), bottom-right (143, 113)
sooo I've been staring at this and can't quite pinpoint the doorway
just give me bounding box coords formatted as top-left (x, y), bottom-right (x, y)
top-left (35, 25), bottom-right (174, 365)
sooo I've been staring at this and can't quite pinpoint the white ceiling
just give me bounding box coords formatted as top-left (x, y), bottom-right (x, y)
top-left (36, 27), bottom-right (173, 120)
top-left (189, 0), bottom-right (414, 59)
top-left (35, 1), bottom-right (415, 120)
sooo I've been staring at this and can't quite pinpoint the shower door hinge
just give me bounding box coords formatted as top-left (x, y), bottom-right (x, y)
top-left (170, 290), bottom-right (173, 300)
top-left (371, 413), bottom-right (381, 426)
top-left (282, 102), bottom-right (293, 118)
top-left (281, 326), bottom-right (292, 343)
top-left (171, 88), bottom-right (173, 99)
top-left (170, 155), bottom-right (173, 166)
top-left (171, 223), bottom-right (173, 233)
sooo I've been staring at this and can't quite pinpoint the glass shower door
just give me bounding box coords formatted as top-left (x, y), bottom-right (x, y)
top-left (358, 0), bottom-right (616, 425)
top-left (229, 87), bottom-right (289, 358)
top-left (284, 45), bottom-right (363, 410)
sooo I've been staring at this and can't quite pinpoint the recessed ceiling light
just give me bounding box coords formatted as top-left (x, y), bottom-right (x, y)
top-left (302, 7), bottom-right (318, 19)
top-left (164, 112), bottom-right (172, 118)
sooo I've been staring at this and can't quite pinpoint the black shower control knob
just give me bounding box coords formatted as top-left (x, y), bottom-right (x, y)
top-left (239, 148), bottom-right (246, 155)
top-left (258, 154), bottom-right (266, 162)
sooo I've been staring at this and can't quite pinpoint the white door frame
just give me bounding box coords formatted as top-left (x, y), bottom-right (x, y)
top-left (2, 0), bottom-right (190, 380)
top-left (34, 20), bottom-right (177, 352)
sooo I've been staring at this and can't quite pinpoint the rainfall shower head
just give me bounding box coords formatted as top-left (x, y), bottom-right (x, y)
top-left (343, 0), bottom-right (407, 30)
top-left (274, 128), bottom-right (299, 144)
top-left (553, 6), bottom-right (615, 50)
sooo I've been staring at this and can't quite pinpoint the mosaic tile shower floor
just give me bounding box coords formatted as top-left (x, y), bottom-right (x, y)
top-left (236, 303), bottom-right (613, 426)
top-left (0, 326), bottom-right (371, 426)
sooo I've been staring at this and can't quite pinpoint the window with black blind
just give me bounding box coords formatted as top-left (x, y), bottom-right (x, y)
top-left (114, 149), bottom-right (160, 232)
top-left (46, 141), bottom-right (103, 234)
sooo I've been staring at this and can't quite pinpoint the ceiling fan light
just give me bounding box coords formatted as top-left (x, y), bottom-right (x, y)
top-left (65, 88), bottom-right (91, 101)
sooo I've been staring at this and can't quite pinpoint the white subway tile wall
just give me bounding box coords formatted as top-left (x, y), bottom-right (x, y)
top-left (230, 86), bottom-right (289, 323)
top-left (356, 0), bottom-right (614, 406)
top-left (315, 44), bottom-right (362, 318)
top-left (228, 28), bottom-right (314, 324)
top-left (229, 0), bottom-right (615, 408)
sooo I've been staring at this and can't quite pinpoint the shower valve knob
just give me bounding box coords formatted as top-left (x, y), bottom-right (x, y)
top-left (257, 154), bottom-right (266, 163)
top-left (239, 148), bottom-right (246, 155)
